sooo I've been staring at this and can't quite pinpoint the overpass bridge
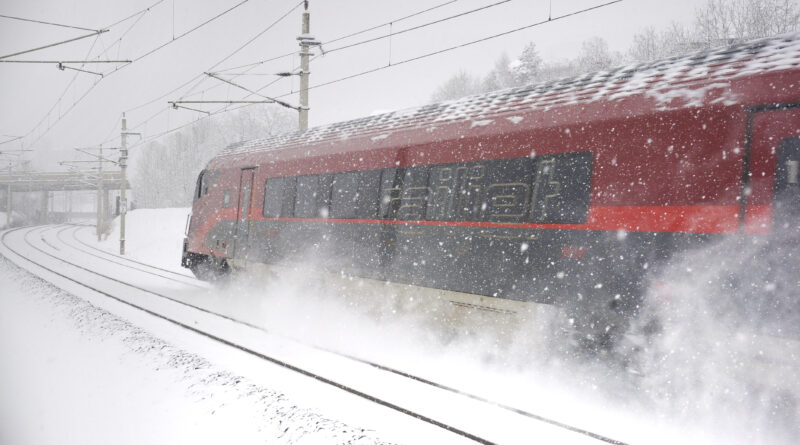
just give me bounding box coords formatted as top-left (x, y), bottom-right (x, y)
top-left (0, 170), bottom-right (131, 227)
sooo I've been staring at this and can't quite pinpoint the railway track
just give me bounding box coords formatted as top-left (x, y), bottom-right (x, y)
top-left (0, 224), bottom-right (631, 445)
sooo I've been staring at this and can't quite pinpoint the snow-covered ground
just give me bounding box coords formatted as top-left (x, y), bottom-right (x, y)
top-left (96, 207), bottom-right (192, 273)
top-left (0, 211), bottom-right (24, 230)
top-left (0, 259), bottom-right (389, 445)
top-left (2, 208), bottom-right (798, 444)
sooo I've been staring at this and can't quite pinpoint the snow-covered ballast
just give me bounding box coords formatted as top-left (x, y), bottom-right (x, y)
top-left (183, 33), bottom-right (800, 348)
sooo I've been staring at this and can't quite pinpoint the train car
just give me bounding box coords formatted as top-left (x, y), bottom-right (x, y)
top-left (182, 33), bottom-right (800, 349)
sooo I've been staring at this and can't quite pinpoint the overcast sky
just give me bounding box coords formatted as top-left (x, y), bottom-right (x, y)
top-left (0, 0), bottom-right (701, 167)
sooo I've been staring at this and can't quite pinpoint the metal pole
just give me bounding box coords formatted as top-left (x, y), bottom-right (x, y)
top-left (298, 6), bottom-right (310, 131)
top-left (40, 190), bottom-right (47, 224)
top-left (120, 114), bottom-right (127, 255)
top-left (6, 184), bottom-right (11, 227)
top-left (97, 145), bottom-right (103, 241)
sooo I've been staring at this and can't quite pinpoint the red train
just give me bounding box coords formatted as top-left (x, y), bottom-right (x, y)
top-left (183, 34), bottom-right (800, 348)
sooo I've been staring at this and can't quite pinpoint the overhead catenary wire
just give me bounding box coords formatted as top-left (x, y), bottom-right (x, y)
top-left (0, 3), bottom-right (166, 149)
top-left (97, 0), bottom-right (305, 147)
top-left (0, 14), bottom-right (98, 32)
top-left (2, 35), bottom-right (105, 149)
top-left (0, 59), bottom-right (131, 64)
top-left (203, 72), bottom-right (300, 110)
top-left (276, 0), bottom-right (625, 97)
top-left (323, 0), bottom-right (512, 56)
top-left (104, 0), bottom-right (167, 29)
top-left (164, 0), bottom-right (477, 118)
top-left (0, 29), bottom-right (108, 60)
top-left (215, 0), bottom-right (463, 74)
top-left (196, 0), bottom-right (508, 113)
top-left (133, 0), bottom-right (624, 148)
top-left (129, 0), bottom-right (251, 64)
top-left (120, 0), bottom-right (303, 119)
top-left (5, 0), bottom-right (246, 151)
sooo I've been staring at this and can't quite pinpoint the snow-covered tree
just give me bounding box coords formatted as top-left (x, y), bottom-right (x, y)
top-left (629, 23), bottom-right (696, 62)
top-left (482, 53), bottom-right (519, 91)
top-left (132, 105), bottom-right (295, 208)
top-left (430, 70), bottom-right (482, 102)
top-left (577, 37), bottom-right (616, 72)
top-left (695, 0), bottom-right (800, 46)
top-left (511, 42), bottom-right (543, 85)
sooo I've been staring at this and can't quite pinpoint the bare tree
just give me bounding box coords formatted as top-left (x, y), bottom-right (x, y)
top-left (131, 105), bottom-right (295, 208)
top-left (629, 22), bottom-right (695, 62)
top-left (482, 53), bottom-right (519, 91)
top-left (510, 42), bottom-right (544, 85)
top-left (430, 70), bottom-right (482, 102)
top-left (695, 0), bottom-right (800, 47)
top-left (577, 37), bottom-right (617, 72)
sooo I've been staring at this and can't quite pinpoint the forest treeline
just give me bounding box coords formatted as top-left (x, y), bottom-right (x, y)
top-left (430, 0), bottom-right (800, 102)
top-left (132, 106), bottom-right (295, 208)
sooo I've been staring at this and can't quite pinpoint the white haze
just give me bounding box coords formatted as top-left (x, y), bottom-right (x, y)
top-left (624, 226), bottom-right (800, 445)
top-left (90, 209), bottom-right (800, 444)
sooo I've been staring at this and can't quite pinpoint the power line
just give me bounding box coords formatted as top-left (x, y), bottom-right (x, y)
top-left (208, 0), bottom-right (304, 73)
top-left (134, 0), bottom-right (624, 147)
top-left (5, 0), bottom-right (246, 151)
top-left (166, 0), bottom-right (473, 117)
top-left (205, 0), bottom-right (508, 109)
top-left (94, 5), bottom-right (155, 62)
top-left (0, 14), bottom-right (98, 32)
top-left (130, 0), bottom-right (251, 63)
top-left (214, 0), bottom-right (464, 73)
top-left (104, 0), bottom-right (167, 29)
top-left (324, 0), bottom-right (462, 46)
top-left (168, 0), bottom-right (306, 106)
top-left (324, 0), bottom-right (512, 56)
top-left (114, 0), bottom-right (286, 116)
top-left (0, 35), bottom-right (103, 149)
top-left (0, 3), bottom-right (167, 149)
top-left (117, 0), bottom-right (305, 136)
top-left (278, 0), bottom-right (625, 97)
top-left (0, 59), bottom-right (131, 64)
top-left (0, 29), bottom-right (108, 60)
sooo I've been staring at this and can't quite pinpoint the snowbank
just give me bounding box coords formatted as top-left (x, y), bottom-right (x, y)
top-left (0, 211), bottom-right (24, 230)
top-left (96, 208), bottom-right (190, 273)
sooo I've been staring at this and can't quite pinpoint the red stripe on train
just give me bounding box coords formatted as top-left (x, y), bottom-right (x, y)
top-left (249, 205), bottom-right (768, 234)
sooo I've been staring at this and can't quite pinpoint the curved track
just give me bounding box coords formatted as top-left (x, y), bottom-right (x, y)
top-left (1, 224), bottom-right (630, 445)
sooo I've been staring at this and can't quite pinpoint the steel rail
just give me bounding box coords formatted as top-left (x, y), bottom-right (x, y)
top-left (57, 224), bottom-right (203, 287)
top-left (1, 225), bottom-right (496, 445)
top-left (4, 224), bottom-right (630, 445)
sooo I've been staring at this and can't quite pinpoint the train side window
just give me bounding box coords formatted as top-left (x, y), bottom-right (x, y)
top-left (263, 177), bottom-right (287, 217)
top-left (484, 158), bottom-right (532, 223)
top-left (295, 175), bottom-right (317, 218)
top-left (333, 170), bottom-right (381, 219)
top-left (280, 176), bottom-right (296, 217)
top-left (453, 163), bottom-right (486, 221)
top-left (355, 170), bottom-right (381, 218)
top-left (331, 171), bottom-right (360, 218)
top-left (295, 174), bottom-right (333, 218)
top-left (397, 166), bottom-right (430, 220)
top-left (427, 164), bottom-right (456, 221)
top-left (223, 190), bottom-right (231, 208)
top-left (529, 151), bottom-right (593, 224)
top-left (379, 168), bottom-right (402, 219)
top-left (774, 137), bottom-right (800, 221)
top-left (318, 174), bottom-right (334, 216)
top-left (194, 170), bottom-right (207, 200)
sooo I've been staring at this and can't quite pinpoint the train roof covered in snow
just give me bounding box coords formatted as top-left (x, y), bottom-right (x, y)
top-left (213, 32), bottom-right (800, 163)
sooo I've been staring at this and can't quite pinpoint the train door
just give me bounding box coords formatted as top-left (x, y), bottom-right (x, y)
top-left (233, 168), bottom-right (256, 266)
top-left (746, 107), bottom-right (800, 234)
